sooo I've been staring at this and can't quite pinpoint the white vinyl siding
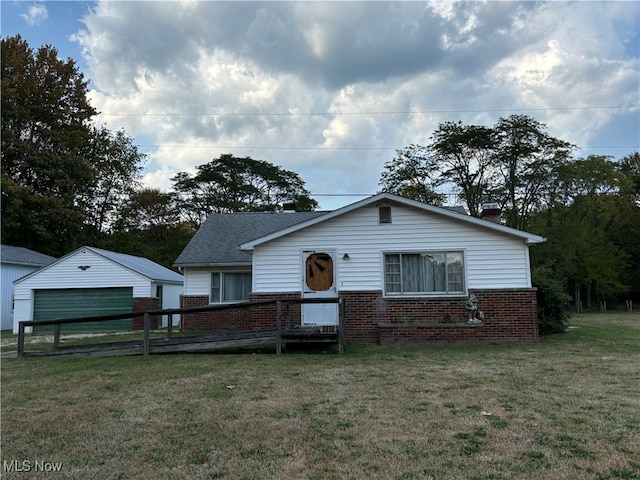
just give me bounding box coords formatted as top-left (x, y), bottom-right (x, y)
top-left (251, 203), bottom-right (532, 293)
top-left (14, 250), bottom-right (150, 297)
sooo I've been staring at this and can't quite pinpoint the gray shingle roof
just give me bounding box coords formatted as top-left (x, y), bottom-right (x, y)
top-left (174, 211), bottom-right (326, 267)
top-left (1, 245), bottom-right (57, 267)
top-left (86, 247), bottom-right (183, 284)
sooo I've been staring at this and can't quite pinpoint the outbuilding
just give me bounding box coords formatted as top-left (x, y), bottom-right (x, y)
top-left (13, 246), bottom-right (183, 334)
top-left (1, 245), bottom-right (57, 331)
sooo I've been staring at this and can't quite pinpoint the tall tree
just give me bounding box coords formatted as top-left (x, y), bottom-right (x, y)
top-left (428, 122), bottom-right (498, 217)
top-left (83, 127), bottom-right (146, 244)
top-left (379, 144), bottom-right (444, 205)
top-left (619, 151), bottom-right (640, 205)
top-left (172, 154), bottom-right (318, 227)
top-left (1, 35), bottom-right (96, 256)
top-left (493, 115), bottom-right (574, 230)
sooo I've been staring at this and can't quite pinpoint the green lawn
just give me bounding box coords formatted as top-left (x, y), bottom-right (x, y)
top-left (1, 312), bottom-right (639, 480)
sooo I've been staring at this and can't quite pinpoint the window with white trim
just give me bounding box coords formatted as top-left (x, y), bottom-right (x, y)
top-left (384, 252), bottom-right (465, 295)
top-left (211, 272), bottom-right (252, 303)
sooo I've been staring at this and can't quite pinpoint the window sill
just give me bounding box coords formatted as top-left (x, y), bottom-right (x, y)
top-left (208, 300), bottom-right (250, 305)
top-left (383, 293), bottom-right (468, 299)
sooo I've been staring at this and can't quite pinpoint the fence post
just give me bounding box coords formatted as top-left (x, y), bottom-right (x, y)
top-left (276, 300), bottom-right (282, 355)
top-left (143, 312), bottom-right (150, 355)
top-left (167, 313), bottom-right (173, 339)
top-left (17, 322), bottom-right (25, 357)
top-left (338, 297), bottom-right (346, 354)
top-left (53, 324), bottom-right (61, 350)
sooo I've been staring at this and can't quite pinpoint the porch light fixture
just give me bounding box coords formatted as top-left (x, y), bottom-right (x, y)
top-left (342, 253), bottom-right (350, 260)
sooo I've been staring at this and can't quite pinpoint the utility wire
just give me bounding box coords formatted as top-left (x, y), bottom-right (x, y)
top-left (100, 105), bottom-right (638, 117)
top-left (135, 144), bottom-right (638, 151)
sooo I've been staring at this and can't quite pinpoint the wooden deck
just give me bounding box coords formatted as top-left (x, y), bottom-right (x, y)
top-left (16, 298), bottom-right (345, 357)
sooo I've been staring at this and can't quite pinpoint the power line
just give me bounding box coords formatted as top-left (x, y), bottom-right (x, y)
top-left (136, 144), bottom-right (639, 151)
top-left (100, 105), bottom-right (638, 117)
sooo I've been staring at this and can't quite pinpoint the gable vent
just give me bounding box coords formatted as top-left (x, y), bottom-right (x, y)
top-left (379, 206), bottom-right (392, 224)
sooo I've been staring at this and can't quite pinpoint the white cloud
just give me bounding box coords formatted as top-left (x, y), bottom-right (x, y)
top-left (20, 3), bottom-right (48, 26)
top-left (73, 1), bottom-right (639, 209)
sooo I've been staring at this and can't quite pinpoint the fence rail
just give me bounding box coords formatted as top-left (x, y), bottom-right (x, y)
top-left (17, 297), bottom-right (345, 357)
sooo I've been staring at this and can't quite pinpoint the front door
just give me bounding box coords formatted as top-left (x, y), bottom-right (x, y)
top-left (302, 250), bottom-right (338, 326)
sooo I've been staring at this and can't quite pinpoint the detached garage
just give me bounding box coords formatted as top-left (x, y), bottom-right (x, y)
top-left (13, 247), bottom-right (183, 334)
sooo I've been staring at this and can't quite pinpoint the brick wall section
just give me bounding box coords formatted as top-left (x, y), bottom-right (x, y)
top-left (180, 293), bottom-right (302, 332)
top-left (378, 288), bottom-right (539, 345)
top-left (180, 288), bottom-right (538, 345)
top-left (343, 288), bottom-right (538, 345)
top-left (131, 297), bottom-right (160, 330)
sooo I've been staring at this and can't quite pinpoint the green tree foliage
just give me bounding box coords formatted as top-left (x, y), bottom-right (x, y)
top-left (173, 154), bottom-right (318, 227)
top-left (1, 35), bottom-right (97, 256)
top-left (429, 122), bottom-right (498, 217)
top-left (529, 155), bottom-right (639, 310)
top-left (379, 144), bottom-right (445, 205)
top-left (82, 127), bottom-right (146, 244)
top-left (379, 115), bottom-right (573, 223)
top-left (493, 115), bottom-right (574, 230)
top-left (105, 189), bottom-right (193, 269)
top-left (1, 35), bottom-right (147, 257)
top-left (619, 152), bottom-right (640, 203)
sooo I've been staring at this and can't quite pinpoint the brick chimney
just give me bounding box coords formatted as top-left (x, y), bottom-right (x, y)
top-left (282, 202), bottom-right (296, 213)
top-left (481, 202), bottom-right (502, 223)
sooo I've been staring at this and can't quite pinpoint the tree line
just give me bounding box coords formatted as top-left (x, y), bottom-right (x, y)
top-left (379, 118), bottom-right (640, 312)
top-left (2, 35), bottom-right (638, 311)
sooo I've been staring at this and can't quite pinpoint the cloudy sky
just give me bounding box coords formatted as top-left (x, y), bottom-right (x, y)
top-left (2, 1), bottom-right (639, 209)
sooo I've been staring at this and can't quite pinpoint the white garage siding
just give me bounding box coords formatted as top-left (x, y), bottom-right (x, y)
top-left (251, 203), bottom-right (532, 294)
top-left (13, 248), bottom-right (154, 333)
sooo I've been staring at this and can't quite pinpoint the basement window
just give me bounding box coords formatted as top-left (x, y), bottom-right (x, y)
top-left (379, 206), bottom-right (392, 224)
top-left (211, 272), bottom-right (251, 303)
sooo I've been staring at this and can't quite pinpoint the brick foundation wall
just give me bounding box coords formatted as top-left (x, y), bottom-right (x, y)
top-left (180, 292), bottom-right (302, 332)
top-left (180, 288), bottom-right (539, 345)
top-left (343, 289), bottom-right (538, 345)
top-left (132, 297), bottom-right (160, 330)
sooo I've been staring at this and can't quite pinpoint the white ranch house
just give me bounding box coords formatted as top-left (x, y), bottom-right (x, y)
top-left (175, 193), bottom-right (545, 345)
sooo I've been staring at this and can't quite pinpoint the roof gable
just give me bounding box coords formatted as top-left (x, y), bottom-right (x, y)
top-left (240, 193), bottom-right (545, 250)
top-left (1, 245), bottom-right (57, 267)
top-left (87, 247), bottom-right (183, 283)
top-left (15, 246), bottom-right (183, 285)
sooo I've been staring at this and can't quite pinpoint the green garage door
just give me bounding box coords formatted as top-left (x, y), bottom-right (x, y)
top-left (33, 288), bottom-right (133, 333)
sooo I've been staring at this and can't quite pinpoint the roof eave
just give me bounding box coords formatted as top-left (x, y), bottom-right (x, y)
top-left (174, 262), bottom-right (253, 269)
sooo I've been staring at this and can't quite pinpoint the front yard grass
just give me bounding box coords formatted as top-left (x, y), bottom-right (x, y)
top-left (1, 312), bottom-right (639, 479)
